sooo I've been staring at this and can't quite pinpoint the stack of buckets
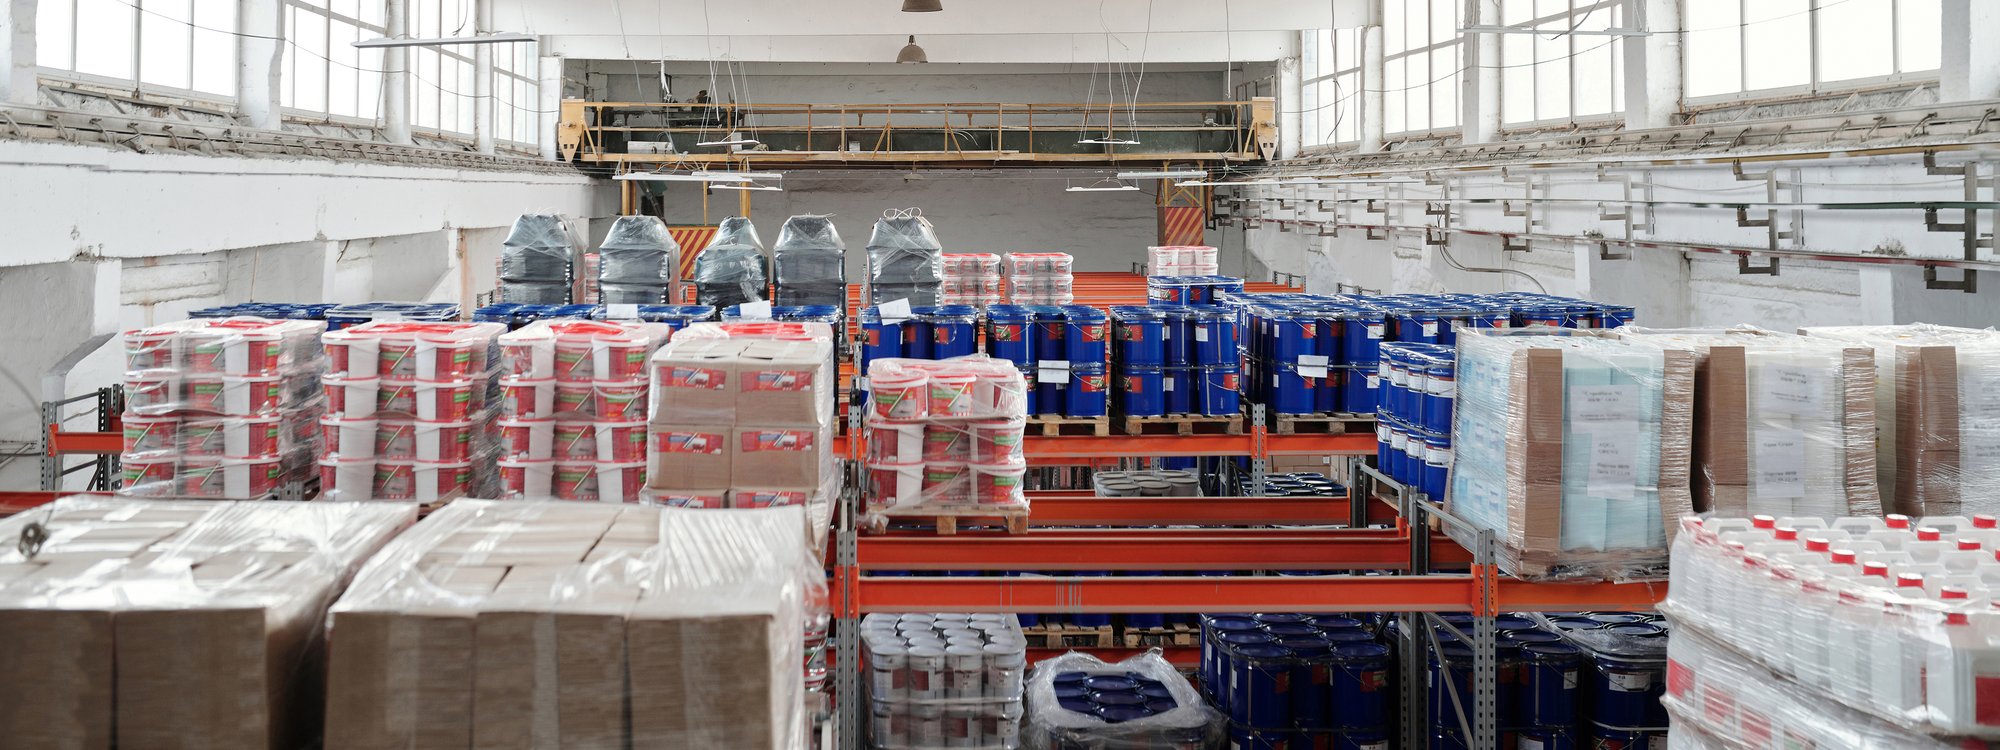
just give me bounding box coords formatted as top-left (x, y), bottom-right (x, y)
top-left (1199, 613), bottom-right (1394, 749)
top-left (1374, 342), bottom-right (1455, 500)
top-left (1109, 306), bottom-right (1241, 419)
top-left (1411, 611), bottom-right (1667, 750)
top-left (982, 304), bottom-right (1108, 419)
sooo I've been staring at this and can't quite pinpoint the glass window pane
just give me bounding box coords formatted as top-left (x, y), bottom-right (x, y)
top-left (1533, 32), bottom-right (1567, 120)
top-left (1430, 46), bottom-right (1455, 128)
top-left (1405, 51), bottom-right (1429, 129)
top-left (38, 0), bottom-right (75, 69)
top-left (1431, 0), bottom-right (1454, 45)
top-left (1573, 37), bottom-right (1615, 117)
top-left (294, 7), bottom-right (327, 111)
top-left (1818, 0), bottom-right (1893, 83)
top-left (359, 0), bottom-right (382, 26)
top-left (1685, 0), bottom-right (1742, 96)
top-left (1502, 32), bottom-right (1534, 122)
top-left (1336, 73), bottom-right (1358, 142)
top-left (330, 0), bottom-right (355, 19)
top-left (1743, 0), bottom-right (1809, 91)
top-left (418, 0), bottom-right (441, 37)
top-left (191, 0), bottom-right (234, 94)
top-left (1502, 0), bottom-right (1531, 26)
top-left (280, 12), bottom-right (295, 105)
top-left (75, 0), bottom-right (136, 80)
top-left (1896, 0), bottom-right (1941, 72)
top-left (329, 21), bottom-right (358, 116)
top-left (458, 57), bottom-right (475, 132)
top-left (1385, 56), bottom-right (1406, 132)
top-left (139, 0), bottom-right (192, 88)
top-left (416, 49), bottom-right (439, 127)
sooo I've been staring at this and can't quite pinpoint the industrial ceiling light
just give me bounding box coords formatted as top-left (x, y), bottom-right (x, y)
top-left (696, 131), bottom-right (761, 147)
top-left (901, 0), bottom-right (943, 11)
top-left (1078, 136), bottom-right (1141, 145)
top-left (710, 182), bottom-right (784, 192)
top-left (1116, 169), bottom-right (1208, 180)
top-left (896, 35), bottom-right (929, 64)
top-left (1065, 177), bottom-right (1139, 193)
top-left (353, 32), bottom-right (534, 48)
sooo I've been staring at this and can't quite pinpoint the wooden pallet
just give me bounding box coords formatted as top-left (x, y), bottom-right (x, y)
top-left (867, 507), bottom-right (1031, 535)
top-left (1023, 623), bottom-right (1117, 649)
top-left (1268, 411), bottom-right (1376, 435)
top-left (1117, 412), bottom-right (1246, 436)
top-left (1120, 623), bottom-right (1198, 648)
top-left (1026, 414), bottom-right (1111, 437)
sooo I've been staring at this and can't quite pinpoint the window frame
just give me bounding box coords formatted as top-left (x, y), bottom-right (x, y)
top-left (1681, 0), bottom-right (1940, 106)
top-left (37, 0), bottom-right (241, 102)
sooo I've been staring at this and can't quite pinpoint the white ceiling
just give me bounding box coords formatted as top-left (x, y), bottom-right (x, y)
top-left (499, 0), bottom-right (1366, 64)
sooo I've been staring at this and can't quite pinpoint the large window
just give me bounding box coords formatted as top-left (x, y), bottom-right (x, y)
top-left (1500, 0), bottom-right (1625, 125)
top-left (282, 0), bottom-right (384, 120)
top-left (1301, 27), bottom-right (1362, 147)
top-left (1685, 0), bottom-right (1939, 99)
top-left (1383, 0), bottom-right (1461, 134)
top-left (37, 0), bottom-right (237, 97)
top-left (493, 39), bottom-right (540, 147)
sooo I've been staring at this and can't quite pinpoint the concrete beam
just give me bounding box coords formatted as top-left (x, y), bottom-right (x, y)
top-left (1460, 0), bottom-right (1501, 144)
top-left (538, 55), bottom-right (561, 160)
top-left (1358, 0), bottom-right (1384, 153)
top-left (0, 0), bottom-right (35, 105)
top-left (1941, 0), bottom-right (2000, 102)
top-left (383, 0), bottom-right (412, 144)
top-left (539, 31), bottom-right (1299, 65)
top-left (473, 0), bottom-right (495, 154)
top-left (1623, 0), bottom-right (1682, 130)
top-left (237, 0), bottom-right (285, 129)
top-left (1279, 47), bottom-right (1302, 159)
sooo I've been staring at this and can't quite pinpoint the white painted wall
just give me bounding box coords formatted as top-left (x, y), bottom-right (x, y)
top-left (596, 62), bottom-right (1235, 118)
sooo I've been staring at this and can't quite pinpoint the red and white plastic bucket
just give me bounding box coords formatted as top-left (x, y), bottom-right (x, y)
top-left (554, 422), bottom-right (598, 460)
top-left (373, 420), bottom-right (416, 460)
top-left (971, 462), bottom-right (1026, 505)
top-left (121, 456), bottom-right (179, 494)
top-left (181, 415), bottom-right (282, 457)
top-left (595, 463), bottom-right (646, 503)
top-left (124, 330), bottom-right (179, 371)
top-left (121, 415), bottom-right (181, 456)
top-left (500, 339), bottom-right (554, 378)
top-left (320, 416), bottom-right (378, 458)
top-left (921, 462), bottom-right (969, 505)
top-left (977, 371), bottom-right (1028, 415)
top-left (181, 456), bottom-right (282, 499)
top-left (498, 458), bottom-right (554, 498)
top-left (205, 375), bottom-right (281, 415)
top-left (322, 333), bottom-right (379, 376)
top-left (553, 338), bottom-right (598, 383)
top-left (378, 380), bottom-right (479, 421)
top-left (372, 461), bottom-right (416, 500)
top-left (499, 377), bottom-right (556, 419)
top-left (319, 457), bottom-right (375, 497)
top-left (596, 422), bottom-right (647, 463)
top-left (414, 335), bottom-right (485, 380)
top-left (186, 330), bottom-right (283, 375)
top-left (592, 381), bottom-right (649, 422)
top-left (969, 418), bottom-right (1026, 463)
top-left (870, 371), bottom-right (930, 421)
top-left (123, 373), bottom-right (182, 415)
top-left (866, 422), bottom-right (925, 464)
top-left (413, 461), bottom-right (473, 502)
top-left (865, 462), bottom-right (924, 510)
top-left (554, 382), bottom-right (596, 418)
top-left (928, 373), bottom-right (977, 417)
top-left (322, 375), bottom-right (379, 417)
top-left (499, 417), bottom-right (555, 459)
top-left (553, 461), bottom-right (600, 501)
top-left (922, 423), bottom-right (970, 462)
top-left (596, 338), bottom-right (651, 381)
top-left (414, 420), bottom-right (476, 462)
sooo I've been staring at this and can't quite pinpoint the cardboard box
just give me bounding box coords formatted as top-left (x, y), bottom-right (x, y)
top-left (649, 425), bottom-right (733, 489)
top-left (735, 339), bottom-right (832, 427)
top-left (649, 339), bottom-right (741, 424)
top-left (732, 425), bottom-right (829, 487)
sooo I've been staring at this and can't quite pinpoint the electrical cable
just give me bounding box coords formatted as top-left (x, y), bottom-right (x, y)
top-left (1437, 240), bottom-right (1548, 294)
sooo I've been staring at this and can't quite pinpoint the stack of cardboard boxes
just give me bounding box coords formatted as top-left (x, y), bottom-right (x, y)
top-left (324, 500), bottom-right (816, 750)
top-left (0, 497), bottom-right (415, 748)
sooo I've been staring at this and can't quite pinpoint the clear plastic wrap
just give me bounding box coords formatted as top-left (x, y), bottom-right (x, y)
top-left (315, 320), bottom-right (508, 502)
top-left (1663, 513), bottom-right (2000, 738)
top-left (118, 317), bottom-right (329, 498)
top-left (491, 320), bottom-right (671, 501)
top-left (501, 214), bottom-right (580, 305)
top-left (1663, 609), bottom-right (1986, 749)
top-left (0, 496), bottom-right (415, 749)
top-left (868, 208), bottom-right (944, 306)
top-left (862, 356), bottom-right (1029, 524)
top-left (774, 214), bottom-right (848, 307)
top-left (1002, 253), bottom-right (1074, 305)
top-left (324, 500), bottom-right (823, 750)
top-left (693, 216), bottom-right (771, 309)
top-left (1796, 324), bottom-right (2000, 518)
top-left (1147, 246), bottom-right (1219, 277)
top-left (1612, 326), bottom-right (1881, 518)
top-left (597, 215), bottom-right (679, 305)
top-left (940, 253), bottom-right (1002, 307)
top-left (1022, 649), bottom-right (1226, 750)
top-left (1447, 327), bottom-right (1695, 580)
top-left (861, 612), bottom-right (1029, 750)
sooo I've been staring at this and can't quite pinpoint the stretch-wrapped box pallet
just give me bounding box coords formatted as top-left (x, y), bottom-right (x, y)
top-left (324, 500), bottom-right (820, 750)
top-left (0, 497), bottom-right (414, 749)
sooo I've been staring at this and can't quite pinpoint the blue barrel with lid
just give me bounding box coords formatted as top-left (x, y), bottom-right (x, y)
top-left (1278, 636), bottom-right (1334, 729)
top-left (1395, 311), bottom-right (1443, 345)
top-left (1505, 630), bottom-right (1563, 646)
top-left (1518, 727), bottom-right (1579, 750)
top-left (1343, 308), bottom-right (1386, 364)
top-left (1067, 362), bottom-right (1108, 417)
top-left (1268, 308), bottom-right (1319, 364)
top-left (1162, 308), bottom-right (1195, 366)
top-left (1331, 642), bottom-right (1392, 731)
top-left (1424, 359), bottom-right (1456, 433)
top-left (985, 305), bottom-right (1032, 365)
top-left (1588, 725), bottom-right (1651, 750)
top-left (1312, 615), bottom-right (1366, 632)
top-left (1118, 365), bottom-right (1164, 417)
top-left (1186, 279), bottom-right (1211, 305)
top-left (1204, 617), bottom-right (1265, 700)
top-left (1427, 643), bottom-right (1476, 731)
top-left (927, 304), bottom-right (979, 359)
top-left (1269, 363), bottom-right (1316, 415)
top-left (1094, 705), bottom-right (1155, 724)
top-left (1230, 643), bottom-right (1294, 729)
top-left (904, 306), bottom-right (937, 359)
top-left (1037, 366), bottom-right (1068, 416)
top-left (1422, 434), bottom-right (1452, 500)
top-left (1164, 367), bottom-right (1194, 414)
top-left (1516, 305), bottom-right (1569, 329)
top-left (1031, 305), bottom-right (1068, 360)
top-left (1313, 307), bottom-right (1346, 368)
top-left (1600, 304), bottom-right (1637, 328)
top-left (1344, 367), bottom-right (1380, 414)
top-left (1110, 306), bottom-right (1165, 366)
top-left (1318, 364), bottom-right (1343, 414)
top-left (859, 307), bottom-right (904, 367)
top-left (1200, 365), bottom-right (1241, 416)
top-left (1147, 276), bottom-right (1190, 306)
top-left (1521, 642), bottom-right (1583, 729)
top-left (1190, 306), bottom-right (1238, 365)
top-left (1468, 310), bottom-right (1510, 329)
top-left (1230, 726), bottom-right (1295, 750)
top-left (1063, 305), bottom-right (1109, 364)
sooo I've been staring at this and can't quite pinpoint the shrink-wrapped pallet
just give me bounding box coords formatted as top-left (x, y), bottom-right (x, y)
top-left (692, 216), bottom-right (770, 309)
top-left (596, 215), bottom-right (679, 305)
top-left (773, 214), bottom-right (847, 307)
top-left (867, 209), bottom-right (943, 306)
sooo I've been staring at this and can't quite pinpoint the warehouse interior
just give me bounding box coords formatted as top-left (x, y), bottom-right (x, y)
top-left (0, 0), bottom-right (1998, 747)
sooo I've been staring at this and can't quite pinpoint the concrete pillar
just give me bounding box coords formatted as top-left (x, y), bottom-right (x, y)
top-left (538, 55), bottom-right (562, 160)
top-left (1461, 0), bottom-right (1502, 144)
top-left (0, 0), bottom-right (36, 105)
top-left (1278, 48), bottom-right (1303, 159)
top-left (1622, 0), bottom-right (1682, 130)
top-left (1941, 0), bottom-right (2000, 102)
top-left (1358, 0), bottom-right (1385, 153)
top-left (472, 0), bottom-right (494, 154)
top-left (236, 0), bottom-right (284, 129)
top-left (383, 0), bottom-right (412, 144)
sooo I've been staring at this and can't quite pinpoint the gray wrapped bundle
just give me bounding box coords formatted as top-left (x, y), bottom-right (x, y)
top-left (865, 208), bottom-right (942, 305)
top-left (500, 214), bottom-right (579, 304)
top-left (774, 214), bottom-right (847, 307)
top-left (692, 216), bottom-right (770, 309)
top-left (597, 215), bottom-right (679, 304)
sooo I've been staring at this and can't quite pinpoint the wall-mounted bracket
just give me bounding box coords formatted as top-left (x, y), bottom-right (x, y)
top-left (1597, 240), bottom-right (1630, 261)
top-left (1364, 199), bottom-right (1388, 215)
top-left (1316, 221), bottom-right (1340, 237)
top-left (1279, 220), bottom-right (1294, 233)
top-left (1365, 226), bottom-right (1389, 241)
top-left (1424, 227), bottom-right (1448, 246)
top-left (1738, 254), bottom-right (1780, 275)
top-left (1925, 265), bottom-right (1978, 292)
top-left (1502, 236), bottom-right (1531, 253)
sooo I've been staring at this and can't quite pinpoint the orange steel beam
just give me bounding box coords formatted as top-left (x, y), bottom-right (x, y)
top-left (857, 528), bottom-right (1470, 570)
top-left (0, 491), bottom-right (71, 516)
top-left (45, 426), bottom-right (121, 455)
top-left (1496, 579), bottom-right (1668, 612)
top-left (1266, 433), bottom-right (1377, 455)
top-left (850, 574), bottom-right (1489, 613)
top-left (1023, 434), bottom-right (1252, 459)
top-left (1026, 495), bottom-right (1399, 527)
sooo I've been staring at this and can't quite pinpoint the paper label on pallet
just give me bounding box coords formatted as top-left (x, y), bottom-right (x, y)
top-left (1570, 385), bottom-right (1639, 425)
top-left (1608, 670), bottom-right (1654, 691)
top-left (738, 300), bottom-right (773, 320)
top-left (1760, 363), bottom-right (1825, 416)
top-left (1584, 432), bottom-right (1638, 500)
top-left (1194, 326), bottom-right (1209, 343)
top-left (1298, 354), bottom-right (1330, 379)
top-left (1562, 669), bottom-right (1577, 689)
top-left (879, 298), bottom-right (913, 325)
top-left (1039, 360), bottom-right (1070, 384)
top-left (1753, 427), bottom-right (1807, 498)
top-left (374, 311), bottom-right (404, 322)
top-left (606, 303), bottom-right (640, 319)
top-left (1366, 324), bottom-right (1384, 339)
top-left (1421, 321), bottom-right (1438, 337)
top-left (1162, 377), bottom-right (1173, 392)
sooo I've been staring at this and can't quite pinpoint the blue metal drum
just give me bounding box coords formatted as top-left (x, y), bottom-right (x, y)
top-left (1517, 727), bottom-right (1578, 750)
top-left (1268, 308), bottom-right (1319, 364)
top-left (1269, 363), bottom-right (1317, 415)
top-left (1162, 308), bottom-right (1195, 366)
top-left (1067, 363), bottom-right (1109, 417)
top-left (905, 306), bottom-right (936, 359)
top-left (1200, 365), bottom-right (1242, 416)
top-left (1588, 652), bottom-right (1666, 729)
top-left (1428, 644), bottom-right (1474, 731)
top-left (1064, 305), bottom-right (1110, 364)
top-left (1204, 617), bottom-right (1266, 700)
top-left (1318, 367), bottom-right (1344, 414)
top-left (1119, 365), bottom-right (1165, 417)
top-left (1343, 367), bottom-right (1380, 413)
top-left (1191, 306), bottom-right (1238, 365)
top-left (1229, 726), bottom-right (1295, 750)
top-left (1343, 309), bottom-right (1386, 365)
top-left (860, 307), bottom-right (904, 367)
top-left (985, 305), bottom-right (1032, 364)
top-left (1111, 306), bottom-right (1166, 366)
top-left (1231, 643), bottom-right (1295, 729)
top-left (1422, 433), bottom-right (1451, 500)
top-left (1037, 367), bottom-right (1068, 416)
top-left (1424, 360), bottom-right (1456, 433)
top-left (1330, 642), bottom-right (1392, 731)
top-left (1032, 305), bottom-right (1068, 360)
top-left (1314, 307), bottom-right (1346, 368)
top-left (1395, 311), bottom-right (1442, 345)
top-left (1335, 730), bottom-right (1392, 750)
top-left (1164, 367), bottom-right (1194, 414)
top-left (1278, 636), bottom-right (1334, 730)
top-left (928, 304), bottom-right (979, 359)
top-left (1521, 642), bottom-right (1583, 729)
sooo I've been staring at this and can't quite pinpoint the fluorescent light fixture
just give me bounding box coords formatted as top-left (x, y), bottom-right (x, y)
top-left (616, 172), bottom-right (759, 183)
top-left (1461, 25), bottom-right (1649, 36)
top-left (354, 32), bottom-right (534, 48)
top-left (711, 183), bottom-right (784, 192)
top-left (693, 170), bottom-right (783, 180)
top-left (1078, 137), bottom-right (1142, 145)
top-left (1116, 169), bottom-right (1207, 180)
top-left (1175, 179), bottom-right (1288, 187)
top-left (1066, 184), bottom-right (1140, 192)
top-left (697, 137), bottom-right (762, 147)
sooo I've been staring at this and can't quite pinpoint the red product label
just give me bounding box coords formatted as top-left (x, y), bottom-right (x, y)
top-left (1665, 659), bottom-right (1692, 698)
top-left (744, 369), bottom-right (813, 391)
top-left (1077, 373), bottom-right (1106, 393)
top-left (662, 367), bottom-right (726, 389)
top-left (1220, 373), bottom-right (1240, 391)
top-left (657, 432), bottom-right (723, 454)
top-left (933, 327), bottom-right (955, 345)
top-left (1079, 323), bottom-right (1107, 343)
top-left (741, 430), bottom-right (814, 452)
top-left (992, 324), bottom-right (1021, 342)
top-left (1978, 675), bottom-right (2000, 726)
top-left (1121, 326), bottom-right (1144, 342)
